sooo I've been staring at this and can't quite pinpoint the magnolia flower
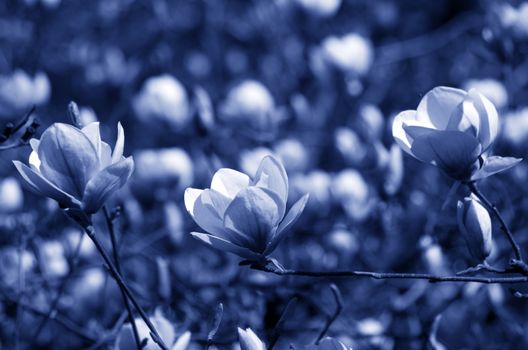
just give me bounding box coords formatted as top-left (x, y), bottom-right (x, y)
top-left (14, 122), bottom-right (134, 214)
top-left (238, 328), bottom-right (266, 350)
top-left (220, 80), bottom-right (279, 132)
top-left (457, 197), bottom-right (493, 262)
top-left (0, 70), bottom-right (50, 119)
top-left (185, 156), bottom-right (309, 260)
top-left (133, 75), bottom-right (192, 131)
top-left (321, 33), bottom-right (373, 76)
top-left (393, 86), bottom-right (520, 180)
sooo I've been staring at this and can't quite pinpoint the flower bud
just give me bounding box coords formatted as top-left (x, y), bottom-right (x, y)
top-left (238, 328), bottom-right (266, 350)
top-left (133, 75), bottom-right (192, 131)
top-left (457, 197), bottom-right (493, 262)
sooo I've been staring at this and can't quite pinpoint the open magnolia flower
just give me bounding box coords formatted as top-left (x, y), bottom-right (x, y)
top-left (185, 156), bottom-right (309, 261)
top-left (393, 86), bottom-right (520, 181)
top-left (14, 122), bottom-right (134, 214)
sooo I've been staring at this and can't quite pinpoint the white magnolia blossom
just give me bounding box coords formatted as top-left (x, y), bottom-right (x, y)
top-left (0, 69), bottom-right (51, 118)
top-left (457, 197), bottom-right (493, 263)
top-left (185, 156), bottom-right (309, 260)
top-left (321, 33), bottom-right (373, 75)
top-left (392, 86), bottom-right (501, 180)
top-left (133, 75), bottom-right (192, 130)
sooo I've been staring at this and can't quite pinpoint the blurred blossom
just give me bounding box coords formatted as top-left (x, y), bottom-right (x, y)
top-left (494, 2), bottom-right (528, 39)
top-left (332, 169), bottom-right (373, 222)
top-left (290, 170), bottom-right (332, 210)
top-left (238, 327), bottom-right (266, 350)
top-left (0, 70), bottom-right (50, 119)
top-left (0, 247), bottom-right (35, 288)
top-left (457, 197), bottom-right (493, 263)
top-left (327, 227), bottom-right (359, 256)
top-left (420, 236), bottom-right (447, 274)
top-left (462, 79), bottom-right (508, 109)
top-left (185, 51), bottom-right (212, 79)
top-left (73, 267), bottom-right (105, 301)
top-left (41, 240), bottom-right (68, 278)
top-left (293, 0), bottom-right (341, 18)
top-left (320, 33), bottom-right (373, 76)
top-left (24, 0), bottom-right (61, 8)
top-left (78, 106), bottom-right (98, 126)
top-left (116, 309), bottom-right (177, 350)
top-left (14, 122), bottom-right (134, 214)
top-left (393, 86), bottom-right (499, 180)
top-left (239, 147), bottom-right (275, 177)
top-left (185, 156), bottom-right (309, 260)
top-left (0, 177), bottom-right (24, 212)
top-left (307, 337), bottom-right (352, 350)
top-left (163, 201), bottom-right (185, 245)
top-left (220, 80), bottom-right (279, 132)
top-left (133, 75), bottom-right (192, 131)
top-left (65, 229), bottom-right (95, 258)
top-left (335, 127), bottom-right (367, 166)
top-left (273, 138), bottom-right (309, 174)
top-left (359, 104), bottom-right (385, 140)
top-left (502, 107), bottom-right (528, 147)
top-left (133, 147), bottom-right (193, 195)
top-left (356, 318), bottom-right (385, 336)
top-left (383, 144), bottom-right (403, 196)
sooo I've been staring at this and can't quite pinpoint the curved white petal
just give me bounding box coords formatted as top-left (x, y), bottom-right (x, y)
top-left (392, 110), bottom-right (433, 158)
top-left (81, 122), bottom-right (102, 160)
top-left (468, 89), bottom-right (499, 150)
top-left (252, 156), bottom-right (288, 214)
top-left (210, 168), bottom-right (250, 199)
top-left (184, 188), bottom-right (203, 217)
top-left (29, 150), bottom-right (41, 170)
top-left (13, 161), bottom-right (81, 208)
top-left (190, 232), bottom-right (262, 261)
top-left (416, 86), bottom-right (466, 129)
top-left (112, 122), bottom-right (125, 163)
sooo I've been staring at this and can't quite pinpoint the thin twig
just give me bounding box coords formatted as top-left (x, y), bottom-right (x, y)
top-left (467, 182), bottom-right (523, 262)
top-left (250, 263), bottom-right (528, 284)
top-left (78, 221), bottom-right (168, 350)
top-left (103, 206), bottom-right (142, 350)
top-left (315, 285), bottom-right (343, 344)
top-left (268, 296), bottom-right (298, 350)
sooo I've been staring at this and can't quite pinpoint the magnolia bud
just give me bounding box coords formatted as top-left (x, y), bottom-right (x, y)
top-left (238, 328), bottom-right (266, 350)
top-left (457, 197), bottom-right (493, 262)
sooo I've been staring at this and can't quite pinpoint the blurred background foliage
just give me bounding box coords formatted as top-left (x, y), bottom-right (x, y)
top-left (1, 0), bottom-right (528, 349)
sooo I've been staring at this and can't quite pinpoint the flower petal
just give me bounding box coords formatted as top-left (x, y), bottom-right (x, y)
top-left (112, 122), bottom-right (125, 163)
top-left (82, 156), bottom-right (134, 213)
top-left (189, 189), bottom-right (236, 240)
top-left (416, 86), bottom-right (466, 129)
top-left (38, 123), bottom-right (100, 197)
top-left (468, 89), bottom-right (499, 150)
top-left (265, 193), bottom-right (309, 255)
top-left (13, 161), bottom-right (81, 208)
top-left (210, 168), bottom-right (250, 199)
top-left (184, 188), bottom-right (203, 216)
top-left (81, 122), bottom-right (102, 159)
top-left (223, 186), bottom-right (282, 253)
top-left (392, 110), bottom-right (432, 158)
top-left (190, 232), bottom-right (262, 260)
top-left (252, 156), bottom-right (288, 213)
top-left (411, 130), bottom-right (481, 179)
top-left (471, 156), bottom-right (522, 181)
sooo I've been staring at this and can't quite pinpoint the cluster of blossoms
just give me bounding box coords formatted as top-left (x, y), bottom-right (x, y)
top-left (9, 81), bottom-right (523, 349)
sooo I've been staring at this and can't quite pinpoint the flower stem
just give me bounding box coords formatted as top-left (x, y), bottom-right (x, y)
top-left (103, 206), bottom-right (142, 350)
top-left (80, 223), bottom-right (168, 350)
top-left (467, 182), bottom-right (523, 262)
